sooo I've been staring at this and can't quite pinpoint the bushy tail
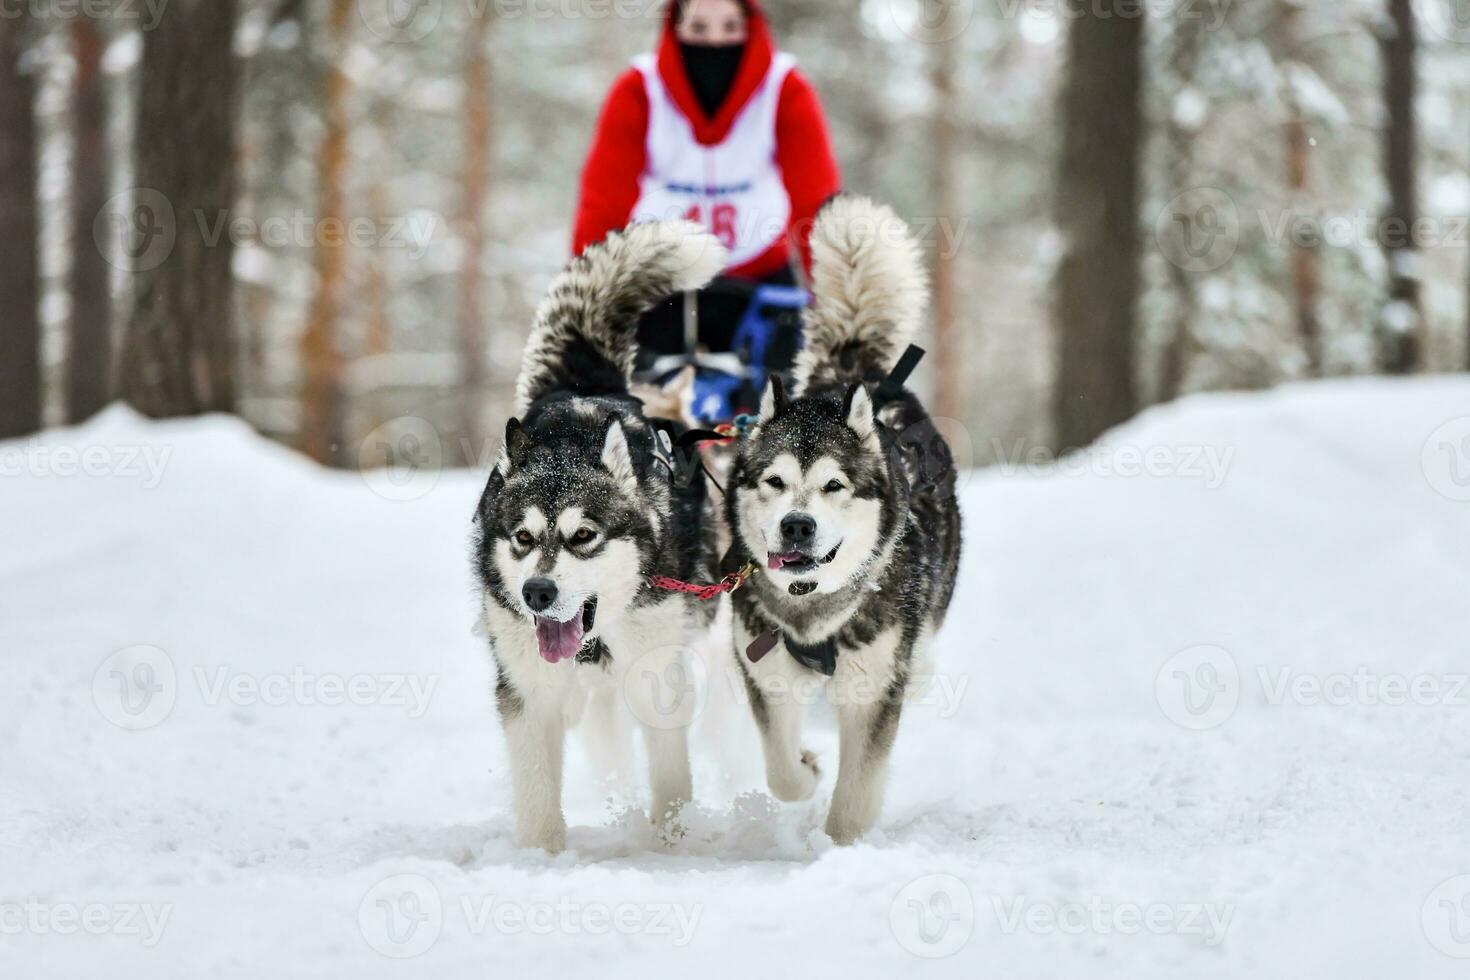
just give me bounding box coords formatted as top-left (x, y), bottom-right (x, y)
top-left (515, 221), bottom-right (726, 414)
top-left (793, 196), bottom-right (929, 392)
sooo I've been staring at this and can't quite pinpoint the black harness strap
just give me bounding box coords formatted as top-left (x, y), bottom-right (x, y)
top-left (876, 344), bottom-right (926, 402)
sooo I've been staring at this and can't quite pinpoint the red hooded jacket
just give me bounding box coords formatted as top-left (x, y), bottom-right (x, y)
top-left (571, 1), bottom-right (841, 280)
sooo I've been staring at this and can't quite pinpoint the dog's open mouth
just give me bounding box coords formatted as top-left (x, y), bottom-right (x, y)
top-left (533, 598), bottom-right (597, 664)
top-left (766, 543), bottom-right (841, 574)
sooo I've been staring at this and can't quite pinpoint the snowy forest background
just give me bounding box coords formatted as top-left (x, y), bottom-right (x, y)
top-left (3, 0), bottom-right (1470, 468)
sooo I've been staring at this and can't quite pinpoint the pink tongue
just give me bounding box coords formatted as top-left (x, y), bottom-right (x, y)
top-left (767, 552), bottom-right (803, 570)
top-left (535, 614), bottom-right (584, 664)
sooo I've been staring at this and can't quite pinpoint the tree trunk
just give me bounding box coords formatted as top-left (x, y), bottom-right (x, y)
top-left (0, 13), bottom-right (42, 439)
top-left (67, 15), bottom-right (114, 423)
top-left (928, 26), bottom-right (963, 423)
top-left (1380, 0), bottom-right (1421, 374)
top-left (1281, 2), bottom-right (1320, 375)
top-left (1158, 13), bottom-right (1204, 402)
top-left (118, 0), bottom-right (239, 417)
top-left (459, 10), bottom-right (493, 463)
top-left (1053, 0), bottom-right (1144, 449)
top-left (297, 0), bottom-right (353, 464)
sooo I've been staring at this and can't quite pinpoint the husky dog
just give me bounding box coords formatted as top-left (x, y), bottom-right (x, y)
top-left (473, 221), bottom-right (727, 853)
top-left (724, 197), bottom-right (962, 845)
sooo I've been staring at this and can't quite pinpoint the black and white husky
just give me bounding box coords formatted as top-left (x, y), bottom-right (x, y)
top-left (725, 197), bottom-right (963, 844)
top-left (473, 221), bottom-right (726, 853)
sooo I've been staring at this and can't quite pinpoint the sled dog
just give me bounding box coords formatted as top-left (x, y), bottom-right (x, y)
top-left (473, 221), bottom-right (726, 853)
top-left (725, 196), bottom-right (963, 844)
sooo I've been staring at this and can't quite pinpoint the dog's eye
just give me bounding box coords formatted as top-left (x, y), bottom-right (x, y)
top-left (571, 528), bottom-right (597, 545)
top-left (823, 480), bottom-right (845, 494)
top-left (764, 476), bottom-right (785, 491)
top-left (514, 530), bottom-right (534, 547)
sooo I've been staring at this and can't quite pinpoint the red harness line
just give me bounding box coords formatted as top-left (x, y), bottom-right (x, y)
top-left (649, 560), bottom-right (759, 601)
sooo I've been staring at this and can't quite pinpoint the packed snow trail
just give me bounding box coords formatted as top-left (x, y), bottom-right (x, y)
top-left (3, 378), bottom-right (1469, 979)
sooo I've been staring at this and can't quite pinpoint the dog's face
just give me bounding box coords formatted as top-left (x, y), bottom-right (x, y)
top-left (476, 406), bottom-right (662, 663)
top-left (732, 379), bottom-right (898, 596)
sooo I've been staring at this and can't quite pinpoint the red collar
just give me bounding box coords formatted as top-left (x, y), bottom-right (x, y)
top-left (655, 2), bottom-right (776, 146)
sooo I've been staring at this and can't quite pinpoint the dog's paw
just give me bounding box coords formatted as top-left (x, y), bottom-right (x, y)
top-left (516, 818), bottom-right (567, 855)
top-left (824, 814), bottom-right (866, 846)
top-left (768, 749), bottom-right (820, 802)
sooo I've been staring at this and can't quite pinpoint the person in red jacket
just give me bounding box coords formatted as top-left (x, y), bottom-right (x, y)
top-left (572, 0), bottom-right (842, 366)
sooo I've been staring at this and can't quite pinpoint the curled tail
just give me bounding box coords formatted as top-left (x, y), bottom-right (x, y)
top-left (793, 196), bottom-right (929, 393)
top-left (515, 221), bottom-right (727, 414)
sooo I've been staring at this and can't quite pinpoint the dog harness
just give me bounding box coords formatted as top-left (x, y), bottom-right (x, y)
top-left (649, 345), bottom-right (931, 676)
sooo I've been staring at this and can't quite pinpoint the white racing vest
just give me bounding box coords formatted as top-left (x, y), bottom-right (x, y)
top-left (630, 53), bottom-right (795, 269)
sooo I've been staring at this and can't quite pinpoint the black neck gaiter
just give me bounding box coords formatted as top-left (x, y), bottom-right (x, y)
top-left (679, 42), bottom-right (746, 119)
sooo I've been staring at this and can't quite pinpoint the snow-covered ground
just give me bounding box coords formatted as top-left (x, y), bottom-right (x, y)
top-left (4, 378), bottom-right (1470, 979)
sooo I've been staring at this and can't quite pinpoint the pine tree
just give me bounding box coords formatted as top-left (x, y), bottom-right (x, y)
top-left (67, 15), bottom-right (114, 423)
top-left (0, 12), bottom-right (41, 439)
top-left (1054, 0), bottom-right (1146, 448)
top-left (118, 0), bottom-right (240, 417)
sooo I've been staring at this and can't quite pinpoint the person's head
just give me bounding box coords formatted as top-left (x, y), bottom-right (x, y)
top-left (675, 0), bottom-right (749, 46)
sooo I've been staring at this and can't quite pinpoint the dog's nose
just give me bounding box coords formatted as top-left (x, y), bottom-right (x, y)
top-left (522, 578), bottom-right (559, 613)
top-left (780, 513), bottom-right (817, 547)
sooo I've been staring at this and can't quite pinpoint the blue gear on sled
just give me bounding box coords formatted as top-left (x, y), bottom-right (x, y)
top-left (689, 283), bottom-right (809, 425)
top-left (636, 279), bottom-right (810, 425)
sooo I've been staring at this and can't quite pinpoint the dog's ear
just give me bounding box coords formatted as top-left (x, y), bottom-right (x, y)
top-left (496, 418), bottom-right (531, 477)
top-left (759, 374), bottom-right (789, 421)
top-left (601, 417), bottom-right (639, 495)
top-left (844, 383), bottom-right (880, 449)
